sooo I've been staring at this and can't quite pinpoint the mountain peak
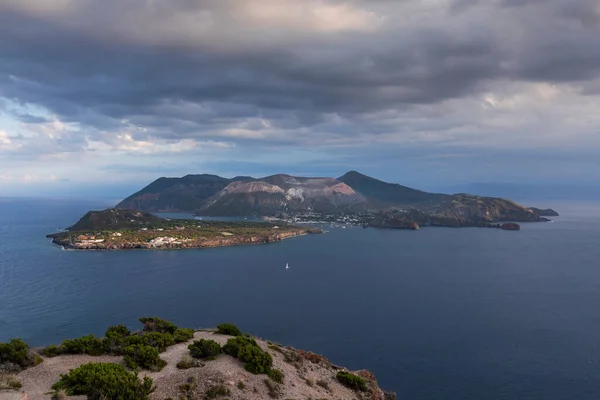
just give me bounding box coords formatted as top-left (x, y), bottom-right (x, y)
top-left (339, 171), bottom-right (377, 181)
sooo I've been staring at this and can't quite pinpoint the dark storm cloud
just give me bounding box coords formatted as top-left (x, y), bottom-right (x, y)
top-left (0, 0), bottom-right (598, 147)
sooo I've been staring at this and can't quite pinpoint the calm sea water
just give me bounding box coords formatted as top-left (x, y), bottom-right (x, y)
top-left (1, 197), bottom-right (600, 399)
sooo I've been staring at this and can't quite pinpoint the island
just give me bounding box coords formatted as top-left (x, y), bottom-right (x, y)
top-left (115, 171), bottom-right (558, 231)
top-left (0, 318), bottom-right (396, 399)
top-left (46, 209), bottom-right (322, 250)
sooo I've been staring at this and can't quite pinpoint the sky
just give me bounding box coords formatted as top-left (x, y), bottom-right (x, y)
top-left (0, 0), bottom-right (599, 198)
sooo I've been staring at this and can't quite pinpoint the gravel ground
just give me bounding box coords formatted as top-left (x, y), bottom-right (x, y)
top-left (6, 331), bottom-right (389, 400)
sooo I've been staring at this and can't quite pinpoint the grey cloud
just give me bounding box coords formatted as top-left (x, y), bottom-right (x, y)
top-left (0, 0), bottom-right (598, 150)
top-left (11, 112), bottom-right (50, 124)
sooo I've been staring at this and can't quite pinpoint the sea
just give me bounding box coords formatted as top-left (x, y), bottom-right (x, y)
top-left (1, 197), bottom-right (600, 399)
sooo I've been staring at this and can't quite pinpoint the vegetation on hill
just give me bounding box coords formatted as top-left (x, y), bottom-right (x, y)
top-left (216, 323), bottom-right (243, 336)
top-left (47, 211), bottom-right (322, 250)
top-left (188, 339), bottom-right (222, 359)
top-left (6, 318), bottom-right (396, 400)
top-left (337, 370), bottom-right (368, 391)
top-left (41, 317), bottom-right (190, 367)
top-left (0, 338), bottom-right (42, 372)
top-left (68, 209), bottom-right (163, 231)
top-left (223, 335), bottom-right (273, 374)
top-left (51, 362), bottom-right (154, 399)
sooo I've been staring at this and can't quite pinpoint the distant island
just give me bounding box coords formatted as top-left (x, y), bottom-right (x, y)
top-left (115, 171), bottom-right (558, 231)
top-left (47, 209), bottom-right (322, 250)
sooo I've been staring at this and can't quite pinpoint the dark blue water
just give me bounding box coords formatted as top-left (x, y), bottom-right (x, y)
top-left (2, 197), bottom-right (600, 399)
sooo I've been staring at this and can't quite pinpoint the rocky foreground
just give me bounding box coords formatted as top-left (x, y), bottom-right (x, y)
top-left (1, 320), bottom-right (395, 400)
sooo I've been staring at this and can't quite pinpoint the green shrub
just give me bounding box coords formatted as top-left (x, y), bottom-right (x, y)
top-left (216, 323), bottom-right (242, 336)
top-left (336, 371), bottom-right (367, 391)
top-left (316, 379), bottom-right (330, 390)
top-left (176, 355), bottom-right (194, 369)
top-left (0, 338), bottom-right (41, 370)
top-left (42, 345), bottom-right (61, 357)
top-left (223, 336), bottom-right (272, 374)
top-left (123, 345), bottom-right (166, 371)
top-left (61, 335), bottom-right (105, 356)
top-left (267, 368), bottom-right (284, 383)
top-left (188, 339), bottom-right (221, 359)
top-left (263, 379), bottom-right (281, 399)
top-left (174, 328), bottom-right (194, 343)
top-left (178, 376), bottom-right (197, 400)
top-left (267, 344), bottom-right (284, 354)
top-left (105, 325), bottom-right (131, 338)
top-left (140, 332), bottom-right (174, 352)
top-left (0, 375), bottom-right (22, 390)
top-left (51, 362), bottom-right (154, 399)
top-left (139, 317), bottom-right (178, 334)
top-left (205, 384), bottom-right (230, 398)
top-left (101, 325), bottom-right (131, 355)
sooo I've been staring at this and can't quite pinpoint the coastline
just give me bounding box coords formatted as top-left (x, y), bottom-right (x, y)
top-left (47, 228), bottom-right (323, 251)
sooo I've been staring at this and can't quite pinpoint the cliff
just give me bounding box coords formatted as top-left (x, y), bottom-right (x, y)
top-left (2, 319), bottom-right (396, 400)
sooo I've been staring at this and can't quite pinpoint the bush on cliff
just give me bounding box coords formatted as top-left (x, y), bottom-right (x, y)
top-left (103, 325), bottom-right (131, 354)
top-left (60, 334), bottom-right (105, 356)
top-left (126, 331), bottom-right (174, 353)
top-left (216, 323), bottom-right (242, 337)
top-left (123, 345), bottom-right (166, 371)
top-left (174, 328), bottom-right (194, 343)
top-left (52, 362), bottom-right (154, 399)
top-left (336, 371), bottom-right (367, 391)
top-left (267, 368), bottom-right (284, 383)
top-left (139, 317), bottom-right (178, 334)
top-left (223, 335), bottom-right (273, 374)
top-left (188, 339), bottom-right (221, 359)
top-left (41, 345), bottom-right (61, 358)
top-left (0, 338), bottom-right (42, 371)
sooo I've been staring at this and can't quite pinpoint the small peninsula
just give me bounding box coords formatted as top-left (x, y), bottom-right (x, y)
top-left (47, 209), bottom-right (322, 251)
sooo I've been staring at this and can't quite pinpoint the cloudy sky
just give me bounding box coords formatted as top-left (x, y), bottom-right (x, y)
top-left (1, 0), bottom-right (599, 197)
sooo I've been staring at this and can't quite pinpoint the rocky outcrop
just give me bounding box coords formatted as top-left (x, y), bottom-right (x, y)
top-left (500, 223), bottom-right (521, 231)
top-left (529, 207), bottom-right (559, 217)
top-left (197, 174), bottom-right (368, 216)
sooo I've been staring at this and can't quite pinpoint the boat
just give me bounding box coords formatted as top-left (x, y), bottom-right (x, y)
top-left (286, 262), bottom-right (289, 270)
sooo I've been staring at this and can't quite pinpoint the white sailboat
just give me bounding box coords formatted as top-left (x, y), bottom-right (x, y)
top-left (285, 262), bottom-right (289, 270)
